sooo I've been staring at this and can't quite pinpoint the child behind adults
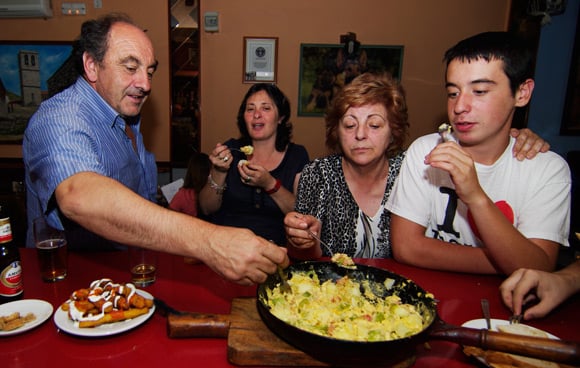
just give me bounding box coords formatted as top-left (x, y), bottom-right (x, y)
top-left (170, 152), bottom-right (211, 218)
top-left (386, 31), bottom-right (571, 275)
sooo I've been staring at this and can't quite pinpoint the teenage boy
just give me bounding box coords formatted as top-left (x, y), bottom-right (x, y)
top-left (386, 31), bottom-right (570, 275)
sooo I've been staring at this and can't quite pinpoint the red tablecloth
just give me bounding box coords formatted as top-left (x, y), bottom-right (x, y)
top-left (1, 248), bottom-right (579, 367)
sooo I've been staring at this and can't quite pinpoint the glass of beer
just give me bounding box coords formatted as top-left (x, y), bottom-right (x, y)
top-left (129, 247), bottom-right (157, 287)
top-left (33, 217), bottom-right (67, 282)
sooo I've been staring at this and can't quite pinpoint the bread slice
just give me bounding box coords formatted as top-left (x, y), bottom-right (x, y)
top-left (463, 323), bottom-right (561, 368)
top-left (497, 324), bottom-right (550, 338)
top-left (497, 325), bottom-right (559, 368)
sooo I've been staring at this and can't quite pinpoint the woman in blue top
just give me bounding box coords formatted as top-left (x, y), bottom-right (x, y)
top-left (199, 84), bottom-right (309, 245)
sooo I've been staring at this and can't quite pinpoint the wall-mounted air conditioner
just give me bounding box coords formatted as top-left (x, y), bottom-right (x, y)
top-left (0, 0), bottom-right (53, 18)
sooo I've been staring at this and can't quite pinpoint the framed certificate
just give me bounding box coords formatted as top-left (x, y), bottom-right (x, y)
top-left (243, 37), bottom-right (278, 83)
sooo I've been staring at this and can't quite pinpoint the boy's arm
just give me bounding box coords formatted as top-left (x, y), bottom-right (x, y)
top-left (423, 142), bottom-right (560, 275)
top-left (466, 193), bottom-right (560, 274)
top-left (390, 214), bottom-right (499, 274)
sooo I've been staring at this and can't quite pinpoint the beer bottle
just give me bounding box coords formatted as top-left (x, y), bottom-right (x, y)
top-left (0, 204), bottom-right (23, 304)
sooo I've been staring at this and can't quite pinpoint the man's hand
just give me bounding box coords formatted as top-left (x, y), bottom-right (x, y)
top-left (203, 226), bottom-right (289, 285)
top-left (500, 261), bottom-right (580, 320)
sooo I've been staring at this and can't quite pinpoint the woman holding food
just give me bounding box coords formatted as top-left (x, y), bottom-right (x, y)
top-left (199, 83), bottom-right (309, 245)
top-left (285, 73), bottom-right (407, 259)
top-left (284, 72), bottom-right (549, 260)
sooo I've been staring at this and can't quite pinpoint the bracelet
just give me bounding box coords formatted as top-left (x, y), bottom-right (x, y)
top-left (265, 179), bottom-right (281, 195)
top-left (208, 174), bottom-right (227, 195)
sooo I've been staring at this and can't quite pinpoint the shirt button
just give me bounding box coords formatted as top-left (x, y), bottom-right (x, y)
top-left (255, 204), bottom-right (261, 209)
top-left (256, 188), bottom-right (262, 193)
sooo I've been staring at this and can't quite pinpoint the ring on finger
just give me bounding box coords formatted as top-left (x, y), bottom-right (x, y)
top-left (222, 155), bottom-right (229, 162)
top-left (244, 176), bottom-right (251, 183)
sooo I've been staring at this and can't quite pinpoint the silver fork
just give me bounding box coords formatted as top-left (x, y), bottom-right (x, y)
top-left (226, 147), bottom-right (252, 155)
top-left (509, 314), bottom-right (523, 324)
top-left (306, 229), bottom-right (334, 256)
top-left (481, 299), bottom-right (492, 330)
top-left (277, 266), bottom-right (292, 294)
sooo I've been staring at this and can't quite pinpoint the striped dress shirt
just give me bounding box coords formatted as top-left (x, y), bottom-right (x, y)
top-left (23, 77), bottom-right (157, 248)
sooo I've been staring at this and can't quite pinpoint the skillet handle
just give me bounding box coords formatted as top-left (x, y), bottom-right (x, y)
top-left (429, 322), bottom-right (580, 365)
top-left (167, 312), bottom-right (231, 338)
top-left (481, 330), bottom-right (580, 365)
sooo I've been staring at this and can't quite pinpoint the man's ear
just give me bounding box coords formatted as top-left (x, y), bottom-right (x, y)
top-left (515, 79), bottom-right (535, 107)
top-left (83, 52), bottom-right (98, 83)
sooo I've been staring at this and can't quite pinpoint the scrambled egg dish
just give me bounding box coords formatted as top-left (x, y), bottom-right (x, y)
top-left (240, 145), bottom-right (254, 156)
top-left (265, 270), bottom-right (426, 341)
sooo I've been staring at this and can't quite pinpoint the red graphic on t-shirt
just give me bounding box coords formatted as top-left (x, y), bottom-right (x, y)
top-left (467, 200), bottom-right (514, 239)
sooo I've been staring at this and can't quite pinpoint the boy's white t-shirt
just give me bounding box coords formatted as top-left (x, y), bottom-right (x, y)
top-left (386, 134), bottom-right (570, 247)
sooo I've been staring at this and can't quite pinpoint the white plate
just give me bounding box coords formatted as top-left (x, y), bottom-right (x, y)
top-left (462, 318), bottom-right (558, 339)
top-left (53, 289), bottom-right (155, 337)
top-left (0, 299), bottom-right (54, 337)
top-left (461, 319), bottom-right (559, 367)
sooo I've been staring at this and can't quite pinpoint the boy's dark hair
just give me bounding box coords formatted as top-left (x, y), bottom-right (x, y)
top-left (443, 31), bottom-right (534, 95)
top-left (236, 83), bottom-right (292, 152)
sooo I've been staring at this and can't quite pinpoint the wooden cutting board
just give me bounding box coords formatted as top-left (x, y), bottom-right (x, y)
top-left (168, 297), bottom-right (329, 366)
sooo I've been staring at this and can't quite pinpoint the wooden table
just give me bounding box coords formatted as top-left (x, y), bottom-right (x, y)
top-left (1, 248), bottom-right (578, 367)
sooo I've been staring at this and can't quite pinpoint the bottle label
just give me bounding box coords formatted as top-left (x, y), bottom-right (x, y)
top-left (0, 261), bottom-right (23, 297)
top-left (0, 218), bottom-right (12, 244)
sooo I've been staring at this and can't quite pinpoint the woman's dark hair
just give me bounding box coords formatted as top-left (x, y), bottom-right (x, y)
top-left (72, 13), bottom-right (136, 75)
top-left (236, 83), bottom-right (292, 152)
top-left (183, 152), bottom-right (211, 193)
top-left (325, 72), bottom-right (409, 158)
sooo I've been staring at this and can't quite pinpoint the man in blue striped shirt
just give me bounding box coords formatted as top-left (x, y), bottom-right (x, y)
top-left (23, 13), bottom-right (288, 285)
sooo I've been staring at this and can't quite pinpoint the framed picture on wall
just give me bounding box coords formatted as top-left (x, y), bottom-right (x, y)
top-left (298, 44), bottom-right (404, 117)
top-left (0, 41), bottom-right (74, 144)
top-left (243, 37), bottom-right (278, 83)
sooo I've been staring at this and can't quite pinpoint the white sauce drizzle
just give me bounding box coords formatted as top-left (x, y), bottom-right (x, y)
top-left (65, 279), bottom-right (140, 323)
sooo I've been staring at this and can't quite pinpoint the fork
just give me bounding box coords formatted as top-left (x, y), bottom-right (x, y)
top-left (481, 299), bottom-right (491, 330)
top-left (277, 266), bottom-right (292, 294)
top-left (268, 239), bottom-right (291, 294)
top-left (438, 122), bottom-right (457, 143)
top-left (306, 229), bottom-right (334, 256)
top-left (292, 214), bottom-right (334, 256)
top-left (225, 146), bottom-right (252, 156)
top-left (509, 314), bottom-right (523, 324)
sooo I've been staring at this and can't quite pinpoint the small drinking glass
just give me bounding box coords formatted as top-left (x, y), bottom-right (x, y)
top-left (129, 247), bottom-right (157, 287)
top-left (33, 217), bottom-right (68, 282)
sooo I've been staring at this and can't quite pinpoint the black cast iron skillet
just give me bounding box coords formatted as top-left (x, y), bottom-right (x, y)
top-left (257, 261), bottom-right (580, 367)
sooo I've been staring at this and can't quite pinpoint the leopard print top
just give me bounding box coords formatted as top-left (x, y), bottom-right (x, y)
top-left (295, 152), bottom-right (406, 258)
